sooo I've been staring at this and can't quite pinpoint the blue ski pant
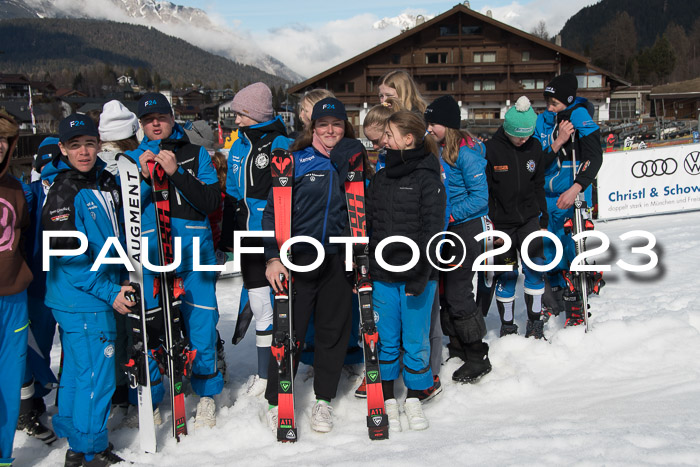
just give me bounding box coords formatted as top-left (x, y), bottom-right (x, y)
top-left (23, 294), bottom-right (57, 398)
top-left (543, 187), bottom-right (592, 289)
top-left (494, 217), bottom-right (546, 301)
top-left (144, 270), bottom-right (223, 398)
top-left (51, 309), bottom-right (116, 456)
top-left (0, 291), bottom-right (28, 466)
top-left (374, 280), bottom-right (436, 391)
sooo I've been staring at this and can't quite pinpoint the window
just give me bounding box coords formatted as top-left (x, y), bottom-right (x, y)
top-left (576, 74), bottom-right (603, 89)
top-left (391, 54), bottom-right (401, 65)
top-left (333, 82), bottom-right (354, 93)
top-left (482, 80), bottom-right (496, 91)
top-left (522, 51), bottom-right (530, 62)
top-left (474, 109), bottom-right (500, 119)
top-left (536, 79), bottom-right (545, 89)
top-left (439, 25), bottom-right (458, 36)
top-left (462, 25), bottom-right (483, 35)
top-left (473, 81), bottom-right (481, 91)
top-left (474, 52), bottom-right (496, 63)
top-left (426, 53), bottom-right (448, 64)
top-left (521, 79), bottom-right (535, 90)
top-left (427, 81), bottom-right (449, 91)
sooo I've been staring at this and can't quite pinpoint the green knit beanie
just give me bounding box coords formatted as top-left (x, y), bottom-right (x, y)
top-left (503, 96), bottom-right (536, 138)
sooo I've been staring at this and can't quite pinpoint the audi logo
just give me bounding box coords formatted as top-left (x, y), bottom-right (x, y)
top-left (631, 158), bottom-right (677, 178)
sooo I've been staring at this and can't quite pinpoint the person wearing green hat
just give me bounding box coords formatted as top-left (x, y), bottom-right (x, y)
top-left (484, 96), bottom-right (550, 339)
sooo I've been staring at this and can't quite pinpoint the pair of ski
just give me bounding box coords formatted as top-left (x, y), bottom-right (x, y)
top-left (117, 154), bottom-right (196, 453)
top-left (270, 148), bottom-right (389, 442)
top-left (562, 134), bottom-right (605, 332)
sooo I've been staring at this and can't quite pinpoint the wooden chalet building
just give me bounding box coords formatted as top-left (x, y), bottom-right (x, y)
top-left (290, 3), bottom-right (627, 135)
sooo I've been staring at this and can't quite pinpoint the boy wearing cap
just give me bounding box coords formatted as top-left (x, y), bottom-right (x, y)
top-left (485, 96), bottom-right (549, 338)
top-left (534, 74), bottom-right (603, 326)
top-left (129, 92), bottom-right (223, 428)
top-left (42, 113), bottom-right (133, 465)
top-left (222, 82), bottom-right (290, 396)
top-left (0, 110), bottom-right (34, 466)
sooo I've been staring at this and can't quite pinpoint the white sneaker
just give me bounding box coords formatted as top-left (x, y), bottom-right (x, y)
top-left (404, 398), bottom-right (429, 431)
top-left (310, 400), bottom-right (333, 433)
top-left (123, 406), bottom-right (162, 429)
top-left (245, 375), bottom-right (268, 397)
top-left (384, 399), bottom-right (402, 433)
top-left (195, 396), bottom-right (216, 429)
top-left (266, 406), bottom-right (278, 432)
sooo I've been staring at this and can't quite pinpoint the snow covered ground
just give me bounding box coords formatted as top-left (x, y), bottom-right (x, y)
top-left (13, 210), bottom-right (700, 466)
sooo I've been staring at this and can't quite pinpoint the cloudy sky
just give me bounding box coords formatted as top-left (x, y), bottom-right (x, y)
top-left (173, 0), bottom-right (599, 77)
top-left (149, 0), bottom-right (598, 77)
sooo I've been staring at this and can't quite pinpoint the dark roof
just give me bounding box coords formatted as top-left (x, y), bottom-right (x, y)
top-left (290, 3), bottom-right (628, 93)
top-left (649, 77), bottom-right (700, 98)
top-left (0, 74), bottom-right (30, 85)
top-left (0, 100), bottom-right (32, 122)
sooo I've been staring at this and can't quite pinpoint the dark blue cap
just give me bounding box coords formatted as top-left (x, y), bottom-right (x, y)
top-left (311, 97), bottom-right (347, 122)
top-left (138, 92), bottom-right (173, 118)
top-left (58, 114), bottom-right (99, 143)
top-left (35, 136), bottom-right (60, 171)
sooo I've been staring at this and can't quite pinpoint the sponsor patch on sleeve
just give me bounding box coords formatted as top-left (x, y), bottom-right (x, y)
top-left (494, 165), bottom-right (509, 172)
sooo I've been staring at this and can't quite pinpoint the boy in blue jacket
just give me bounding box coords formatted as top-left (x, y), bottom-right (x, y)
top-left (534, 74), bottom-right (603, 326)
top-left (130, 92), bottom-right (223, 428)
top-left (43, 114), bottom-right (133, 466)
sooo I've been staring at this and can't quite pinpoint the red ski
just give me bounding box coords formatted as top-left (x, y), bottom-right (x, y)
top-left (344, 145), bottom-right (389, 440)
top-left (270, 149), bottom-right (297, 442)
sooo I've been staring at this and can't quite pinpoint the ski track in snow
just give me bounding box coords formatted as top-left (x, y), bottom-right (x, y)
top-left (12, 212), bottom-right (700, 466)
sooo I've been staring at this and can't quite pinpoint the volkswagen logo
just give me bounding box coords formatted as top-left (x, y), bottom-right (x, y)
top-left (631, 158), bottom-right (677, 178)
top-left (684, 151), bottom-right (700, 175)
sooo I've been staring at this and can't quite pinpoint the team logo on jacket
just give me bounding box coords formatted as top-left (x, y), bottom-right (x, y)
top-left (112, 190), bottom-right (120, 204)
top-left (255, 153), bottom-right (269, 169)
top-left (104, 344), bottom-right (115, 358)
top-left (526, 160), bottom-right (536, 172)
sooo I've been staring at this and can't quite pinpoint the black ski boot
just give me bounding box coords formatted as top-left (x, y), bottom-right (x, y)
top-left (525, 319), bottom-right (545, 339)
top-left (497, 300), bottom-right (517, 337)
top-left (65, 443), bottom-right (127, 467)
top-left (446, 335), bottom-right (467, 362)
top-left (542, 277), bottom-right (564, 322)
top-left (563, 288), bottom-right (584, 327)
top-left (16, 408), bottom-right (57, 445)
top-left (524, 294), bottom-right (545, 339)
top-left (452, 342), bottom-right (491, 383)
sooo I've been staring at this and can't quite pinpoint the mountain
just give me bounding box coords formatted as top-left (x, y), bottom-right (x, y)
top-left (373, 12), bottom-right (435, 31)
top-left (0, 18), bottom-right (290, 89)
top-left (0, 0), bottom-right (304, 82)
top-left (559, 0), bottom-right (700, 53)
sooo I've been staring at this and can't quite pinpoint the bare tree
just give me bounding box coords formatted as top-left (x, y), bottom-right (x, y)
top-left (591, 12), bottom-right (637, 78)
top-left (530, 20), bottom-right (549, 40)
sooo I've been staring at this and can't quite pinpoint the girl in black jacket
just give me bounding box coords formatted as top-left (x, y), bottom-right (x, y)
top-left (484, 96), bottom-right (549, 339)
top-left (367, 110), bottom-right (445, 432)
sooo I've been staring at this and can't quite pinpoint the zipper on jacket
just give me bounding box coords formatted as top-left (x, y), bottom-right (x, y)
top-left (243, 136), bottom-right (253, 230)
top-left (514, 148), bottom-right (524, 224)
top-left (321, 166), bottom-right (333, 244)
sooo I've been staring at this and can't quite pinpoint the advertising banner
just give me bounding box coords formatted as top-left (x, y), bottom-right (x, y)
top-left (597, 143), bottom-right (700, 220)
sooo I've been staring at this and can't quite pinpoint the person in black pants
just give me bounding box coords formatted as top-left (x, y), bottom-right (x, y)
top-left (262, 98), bottom-right (359, 434)
top-left (484, 96), bottom-right (549, 338)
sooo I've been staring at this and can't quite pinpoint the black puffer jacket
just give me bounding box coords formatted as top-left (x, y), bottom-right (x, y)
top-left (367, 143), bottom-right (446, 295)
top-left (484, 127), bottom-right (549, 229)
